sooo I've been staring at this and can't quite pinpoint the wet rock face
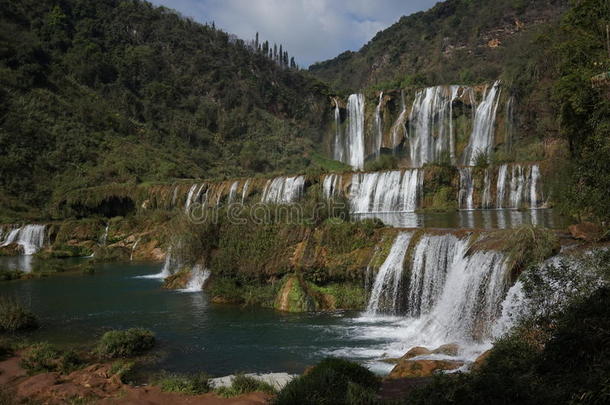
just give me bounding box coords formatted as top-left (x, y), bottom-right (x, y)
top-left (0, 243), bottom-right (23, 256)
top-left (388, 359), bottom-right (464, 378)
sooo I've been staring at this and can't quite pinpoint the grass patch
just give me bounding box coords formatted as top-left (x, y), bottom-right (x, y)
top-left (109, 360), bottom-right (136, 383)
top-left (310, 152), bottom-right (352, 172)
top-left (215, 374), bottom-right (276, 398)
top-left (0, 297), bottom-right (38, 332)
top-left (96, 328), bottom-right (155, 359)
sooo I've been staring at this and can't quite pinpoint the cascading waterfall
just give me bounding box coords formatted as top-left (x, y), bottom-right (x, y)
top-left (408, 86), bottom-right (460, 167)
top-left (345, 94), bottom-right (365, 169)
top-left (227, 181), bottom-right (239, 204)
top-left (366, 232), bottom-right (413, 315)
top-left (0, 225), bottom-right (47, 255)
top-left (241, 179), bottom-right (251, 204)
top-left (458, 168), bottom-right (474, 210)
top-left (365, 233), bottom-right (510, 344)
top-left (463, 81), bottom-right (502, 166)
top-left (179, 265), bottom-right (211, 293)
top-left (130, 238), bottom-right (140, 261)
top-left (100, 224), bottom-right (109, 245)
top-left (481, 169), bottom-right (492, 209)
top-left (374, 92), bottom-right (384, 157)
top-left (332, 98), bottom-right (344, 163)
top-left (261, 176), bottom-right (306, 204)
top-left (502, 164), bottom-right (541, 209)
top-left (350, 170), bottom-right (422, 213)
top-left (138, 249), bottom-right (178, 279)
top-left (184, 184), bottom-right (198, 213)
top-left (496, 164), bottom-right (509, 209)
top-left (322, 174), bottom-right (342, 199)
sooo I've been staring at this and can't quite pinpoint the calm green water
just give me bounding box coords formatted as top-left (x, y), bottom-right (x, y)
top-left (0, 262), bottom-right (388, 376)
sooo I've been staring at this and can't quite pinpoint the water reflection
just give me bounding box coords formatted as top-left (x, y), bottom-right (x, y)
top-left (0, 255), bottom-right (34, 272)
top-left (354, 209), bottom-right (565, 229)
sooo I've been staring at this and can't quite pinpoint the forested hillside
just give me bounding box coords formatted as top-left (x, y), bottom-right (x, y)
top-left (0, 0), bottom-right (330, 217)
top-left (309, 0), bottom-right (569, 92)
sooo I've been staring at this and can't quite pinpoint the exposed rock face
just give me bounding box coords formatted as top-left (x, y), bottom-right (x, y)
top-left (471, 349), bottom-right (492, 372)
top-left (431, 343), bottom-right (460, 356)
top-left (275, 275), bottom-right (321, 312)
top-left (0, 243), bottom-right (23, 256)
top-left (402, 347), bottom-right (432, 360)
top-left (568, 222), bottom-right (604, 242)
top-left (388, 359), bottom-right (464, 379)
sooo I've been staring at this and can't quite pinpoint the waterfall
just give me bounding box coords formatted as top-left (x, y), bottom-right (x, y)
top-left (482, 169), bottom-right (492, 209)
top-left (407, 234), bottom-right (459, 317)
top-left (496, 164), bottom-right (509, 208)
top-left (408, 86), bottom-right (460, 167)
top-left (323, 174), bottom-right (342, 199)
top-left (184, 184), bottom-right (198, 213)
top-left (227, 181), bottom-right (239, 204)
top-left (332, 98), bottom-right (344, 163)
top-left (350, 170), bottom-right (422, 213)
top-left (390, 90), bottom-right (408, 150)
top-left (366, 232), bottom-right (413, 315)
top-left (100, 224), bottom-right (109, 245)
top-left (130, 238), bottom-right (140, 261)
top-left (365, 233), bottom-right (510, 343)
top-left (179, 265), bottom-right (211, 293)
top-left (458, 168), bottom-right (474, 210)
top-left (138, 249), bottom-right (177, 279)
top-left (374, 92), bottom-right (384, 157)
top-left (241, 179), bottom-right (251, 204)
top-left (261, 176), bottom-right (306, 204)
top-left (505, 96), bottom-right (515, 152)
top-left (463, 81), bottom-right (502, 166)
top-left (530, 165), bottom-right (540, 209)
top-left (346, 94), bottom-right (365, 169)
top-left (0, 225), bottom-right (47, 255)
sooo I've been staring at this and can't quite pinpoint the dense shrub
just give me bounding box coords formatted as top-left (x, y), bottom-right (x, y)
top-left (96, 328), bottom-right (155, 359)
top-left (215, 374), bottom-right (276, 397)
top-left (0, 298), bottom-right (38, 332)
top-left (157, 372), bottom-right (211, 395)
top-left (274, 358), bottom-right (380, 405)
top-left (21, 343), bottom-right (82, 375)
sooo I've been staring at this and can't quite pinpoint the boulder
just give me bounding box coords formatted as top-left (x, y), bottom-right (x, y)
top-left (402, 346), bottom-right (432, 359)
top-left (568, 222), bottom-right (604, 242)
top-left (471, 349), bottom-right (492, 372)
top-left (388, 359), bottom-right (464, 379)
top-left (431, 343), bottom-right (460, 356)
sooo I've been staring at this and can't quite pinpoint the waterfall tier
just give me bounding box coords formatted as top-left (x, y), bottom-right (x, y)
top-left (366, 232), bottom-right (510, 343)
top-left (0, 224), bottom-right (47, 255)
top-left (261, 176), bottom-right (306, 204)
top-left (350, 170), bottom-right (422, 213)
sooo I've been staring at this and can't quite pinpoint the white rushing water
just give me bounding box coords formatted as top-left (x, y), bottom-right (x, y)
top-left (333, 94), bottom-right (365, 169)
top-left (391, 90), bottom-right (408, 151)
top-left (227, 181), bottom-right (239, 204)
top-left (261, 176), bottom-right (306, 204)
top-left (458, 168), bottom-right (474, 210)
top-left (463, 81), bottom-right (502, 166)
top-left (366, 232), bottom-right (413, 315)
top-left (241, 179), bottom-right (251, 204)
top-left (350, 170), bottom-right (422, 213)
top-left (496, 164), bottom-right (542, 209)
top-left (343, 232), bottom-right (510, 371)
top-left (138, 249), bottom-right (176, 279)
top-left (0, 224), bottom-right (47, 255)
top-left (179, 265), bottom-right (211, 293)
top-left (322, 174), bottom-right (342, 199)
top-left (408, 85), bottom-right (461, 167)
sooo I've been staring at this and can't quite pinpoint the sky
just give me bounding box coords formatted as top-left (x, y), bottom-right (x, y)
top-left (149, 0), bottom-right (440, 67)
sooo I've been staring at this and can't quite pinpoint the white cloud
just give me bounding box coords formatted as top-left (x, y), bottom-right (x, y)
top-left (150, 0), bottom-right (439, 66)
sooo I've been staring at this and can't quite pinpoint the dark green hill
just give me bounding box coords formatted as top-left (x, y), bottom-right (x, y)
top-left (309, 0), bottom-right (568, 92)
top-left (0, 0), bottom-right (330, 217)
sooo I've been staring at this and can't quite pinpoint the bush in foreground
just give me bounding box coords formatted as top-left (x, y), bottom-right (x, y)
top-left (0, 297), bottom-right (38, 332)
top-left (216, 374), bottom-right (277, 397)
top-left (96, 328), bottom-right (155, 359)
top-left (158, 372), bottom-right (211, 395)
top-left (274, 358), bottom-right (380, 405)
top-left (21, 343), bottom-right (82, 375)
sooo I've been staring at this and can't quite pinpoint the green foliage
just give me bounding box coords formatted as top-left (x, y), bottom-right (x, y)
top-left (363, 155), bottom-right (398, 172)
top-left (0, 0), bottom-right (330, 216)
top-left (310, 152), bottom-right (352, 172)
top-left (109, 360), bottom-right (136, 383)
top-left (96, 328), bottom-right (155, 359)
top-left (157, 372), bottom-right (211, 395)
top-left (21, 343), bottom-right (82, 375)
top-left (0, 297), bottom-right (38, 332)
top-left (274, 358), bottom-right (380, 405)
top-left (215, 374), bottom-right (277, 397)
top-left (312, 283), bottom-right (367, 310)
